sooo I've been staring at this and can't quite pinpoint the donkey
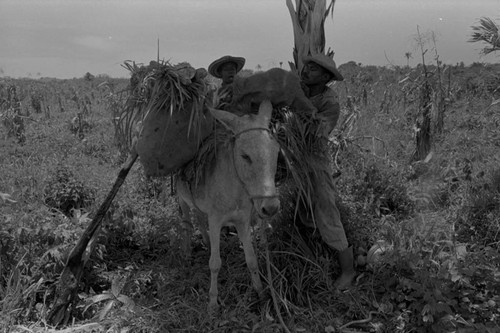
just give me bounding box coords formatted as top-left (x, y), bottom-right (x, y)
top-left (176, 99), bottom-right (280, 311)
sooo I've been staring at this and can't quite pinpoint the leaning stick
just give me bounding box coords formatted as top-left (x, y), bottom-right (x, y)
top-left (47, 152), bottom-right (138, 326)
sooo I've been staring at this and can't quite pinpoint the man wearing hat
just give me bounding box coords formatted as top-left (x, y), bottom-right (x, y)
top-left (300, 53), bottom-right (356, 290)
top-left (208, 55), bottom-right (246, 109)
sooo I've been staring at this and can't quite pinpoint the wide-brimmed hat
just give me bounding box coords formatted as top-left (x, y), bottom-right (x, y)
top-left (208, 55), bottom-right (246, 78)
top-left (302, 53), bottom-right (344, 81)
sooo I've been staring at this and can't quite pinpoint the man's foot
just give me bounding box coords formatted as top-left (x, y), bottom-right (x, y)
top-left (334, 246), bottom-right (356, 290)
top-left (333, 270), bottom-right (356, 290)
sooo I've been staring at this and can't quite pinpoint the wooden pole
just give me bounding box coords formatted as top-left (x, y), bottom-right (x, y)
top-left (48, 152), bottom-right (138, 326)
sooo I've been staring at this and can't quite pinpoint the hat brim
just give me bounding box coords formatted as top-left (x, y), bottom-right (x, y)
top-left (303, 55), bottom-right (344, 81)
top-left (208, 56), bottom-right (246, 78)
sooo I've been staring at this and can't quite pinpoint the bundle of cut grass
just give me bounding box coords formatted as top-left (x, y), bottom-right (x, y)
top-left (272, 106), bottom-right (325, 215)
top-left (178, 123), bottom-right (232, 187)
top-left (119, 60), bottom-right (213, 177)
top-left (276, 0), bottom-right (339, 225)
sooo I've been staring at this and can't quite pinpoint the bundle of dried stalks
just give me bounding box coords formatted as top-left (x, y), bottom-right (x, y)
top-left (179, 124), bottom-right (231, 186)
top-left (119, 60), bottom-right (212, 176)
top-left (273, 107), bottom-right (326, 216)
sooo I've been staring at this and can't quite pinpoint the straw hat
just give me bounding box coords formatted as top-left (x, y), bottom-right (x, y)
top-left (302, 53), bottom-right (344, 81)
top-left (208, 55), bottom-right (246, 78)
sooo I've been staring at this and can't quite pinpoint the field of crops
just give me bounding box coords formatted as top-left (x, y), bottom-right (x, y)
top-left (1, 61), bottom-right (499, 332)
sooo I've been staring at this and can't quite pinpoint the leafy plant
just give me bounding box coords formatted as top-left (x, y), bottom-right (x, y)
top-left (456, 168), bottom-right (500, 247)
top-left (369, 239), bottom-right (500, 332)
top-left (43, 165), bottom-right (96, 216)
top-left (83, 274), bottom-right (135, 320)
top-left (30, 90), bottom-right (43, 114)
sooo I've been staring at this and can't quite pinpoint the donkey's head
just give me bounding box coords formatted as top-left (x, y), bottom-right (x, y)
top-left (210, 100), bottom-right (280, 219)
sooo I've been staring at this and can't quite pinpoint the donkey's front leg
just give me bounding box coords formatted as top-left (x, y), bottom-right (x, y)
top-left (208, 216), bottom-right (222, 312)
top-left (234, 217), bottom-right (263, 297)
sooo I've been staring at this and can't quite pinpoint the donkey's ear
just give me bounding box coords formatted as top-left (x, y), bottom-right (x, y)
top-left (208, 107), bottom-right (240, 131)
top-left (257, 99), bottom-right (273, 124)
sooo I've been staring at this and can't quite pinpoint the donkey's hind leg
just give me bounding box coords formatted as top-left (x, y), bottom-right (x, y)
top-left (207, 215), bottom-right (223, 312)
top-left (195, 210), bottom-right (210, 247)
top-left (178, 199), bottom-right (194, 258)
top-left (234, 218), bottom-right (263, 297)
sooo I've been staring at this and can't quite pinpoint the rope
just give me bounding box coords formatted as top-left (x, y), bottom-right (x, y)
top-left (338, 311), bottom-right (378, 331)
top-left (233, 127), bottom-right (272, 139)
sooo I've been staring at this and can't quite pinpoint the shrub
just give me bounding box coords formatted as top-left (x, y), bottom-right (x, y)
top-left (456, 168), bottom-right (500, 248)
top-left (30, 91), bottom-right (43, 114)
top-left (69, 113), bottom-right (92, 139)
top-left (339, 149), bottom-right (415, 219)
top-left (370, 242), bottom-right (500, 332)
top-left (43, 165), bottom-right (96, 216)
top-left (1, 107), bottom-right (25, 144)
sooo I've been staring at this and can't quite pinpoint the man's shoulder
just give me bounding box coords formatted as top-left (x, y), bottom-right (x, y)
top-left (323, 86), bottom-right (339, 98)
top-left (316, 86), bottom-right (339, 105)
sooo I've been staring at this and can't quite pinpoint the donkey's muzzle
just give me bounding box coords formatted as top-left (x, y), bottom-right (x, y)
top-left (254, 196), bottom-right (280, 219)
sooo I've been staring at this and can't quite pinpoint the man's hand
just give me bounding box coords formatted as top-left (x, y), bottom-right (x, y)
top-left (300, 81), bottom-right (310, 97)
top-left (314, 112), bottom-right (328, 121)
top-left (311, 106), bottom-right (318, 119)
top-left (316, 116), bottom-right (335, 138)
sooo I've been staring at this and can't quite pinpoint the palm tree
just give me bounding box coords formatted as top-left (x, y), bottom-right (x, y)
top-left (469, 17), bottom-right (500, 55)
top-left (404, 52), bottom-right (412, 67)
top-left (286, 0), bottom-right (336, 74)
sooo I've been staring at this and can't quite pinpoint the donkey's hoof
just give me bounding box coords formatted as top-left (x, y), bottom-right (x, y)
top-left (248, 290), bottom-right (268, 313)
top-left (208, 300), bottom-right (220, 315)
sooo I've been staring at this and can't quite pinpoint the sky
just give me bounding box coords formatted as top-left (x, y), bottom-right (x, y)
top-left (0, 0), bottom-right (499, 79)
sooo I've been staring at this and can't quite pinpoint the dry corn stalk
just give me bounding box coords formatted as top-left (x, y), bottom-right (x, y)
top-left (286, 0), bottom-right (336, 74)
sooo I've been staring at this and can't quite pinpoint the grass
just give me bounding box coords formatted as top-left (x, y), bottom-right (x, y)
top-left (1, 61), bottom-right (500, 332)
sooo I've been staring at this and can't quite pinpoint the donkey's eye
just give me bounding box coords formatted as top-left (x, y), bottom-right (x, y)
top-left (241, 153), bottom-right (252, 164)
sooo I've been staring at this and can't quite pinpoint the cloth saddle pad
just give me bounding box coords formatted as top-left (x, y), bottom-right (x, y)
top-left (231, 68), bottom-right (316, 114)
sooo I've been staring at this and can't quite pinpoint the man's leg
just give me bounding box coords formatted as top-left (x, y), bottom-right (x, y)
top-left (313, 171), bottom-right (356, 289)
